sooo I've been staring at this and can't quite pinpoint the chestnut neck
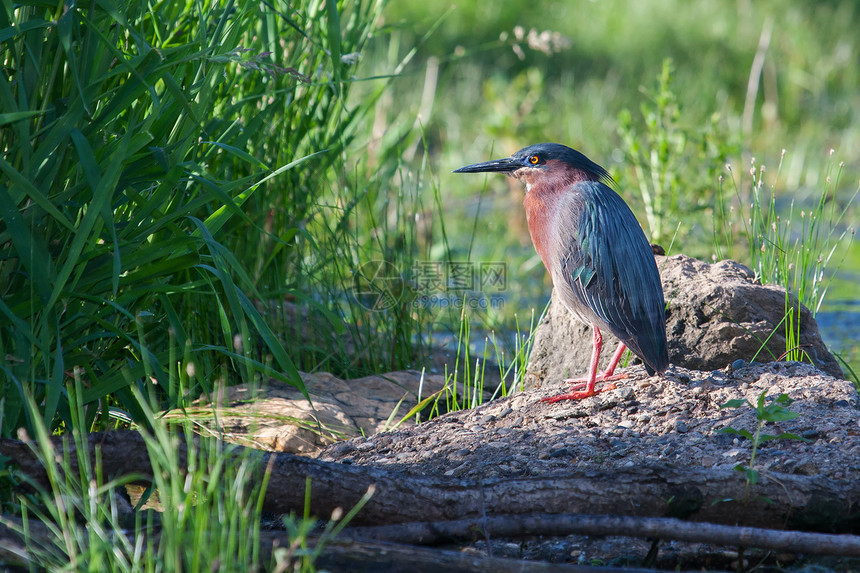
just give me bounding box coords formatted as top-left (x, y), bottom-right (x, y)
top-left (520, 161), bottom-right (597, 273)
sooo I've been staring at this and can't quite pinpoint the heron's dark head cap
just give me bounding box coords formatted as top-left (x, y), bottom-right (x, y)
top-left (453, 143), bottom-right (614, 186)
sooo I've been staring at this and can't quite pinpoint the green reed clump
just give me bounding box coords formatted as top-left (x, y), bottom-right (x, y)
top-left (715, 150), bottom-right (857, 364)
top-left (0, 0), bottom-right (400, 436)
top-left (2, 382), bottom-right (336, 571)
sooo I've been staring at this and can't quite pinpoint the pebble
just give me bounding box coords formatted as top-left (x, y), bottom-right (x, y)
top-left (548, 409), bottom-right (589, 420)
top-left (329, 441), bottom-right (356, 455)
top-left (614, 387), bottom-right (634, 401)
top-left (730, 359), bottom-right (747, 371)
top-left (598, 397), bottom-right (618, 411)
top-left (675, 420), bottom-right (689, 433)
top-left (708, 372), bottom-right (729, 385)
top-left (443, 462), bottom-right (470, 477)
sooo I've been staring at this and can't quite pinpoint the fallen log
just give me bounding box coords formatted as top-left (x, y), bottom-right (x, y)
top-left (0, 515), bottom-right (649, 573)
top-left (6, 510), bottom-right (860, 569)
top-left (288, 536), bottom-right (659, 573)
top-left (3, 430), bottom-right (860, 532)
top-left (346, 513), bottom-right (860, 556)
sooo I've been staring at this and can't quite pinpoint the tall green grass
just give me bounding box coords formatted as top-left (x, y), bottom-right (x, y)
top-left (715, 150), bottom-right (858, 367)
top-left (1, 382), bottom-right (337, 571)
top-left (719, 152), bottom-right (858, 316)
top-left (0, 0), bottom-right (414, 436)
top-left (219, 0), bottom-right (440, 379)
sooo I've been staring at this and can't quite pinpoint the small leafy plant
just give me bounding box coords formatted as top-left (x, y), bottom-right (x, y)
top-left (617, 58), bottom-right (736, 246)
top-left (719, 391), bottom-right (805, 486)
top-left (718, 391), bottom-right (808, 572)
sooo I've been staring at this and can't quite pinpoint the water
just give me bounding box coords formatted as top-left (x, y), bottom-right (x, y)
top-left (816, 299), bottom-right (860, 378)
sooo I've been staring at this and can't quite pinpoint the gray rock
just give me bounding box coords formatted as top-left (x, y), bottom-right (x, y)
top-left (525, 254), bottom-right (843, 388)
top-left (186, 369), bottom-right (447, 455)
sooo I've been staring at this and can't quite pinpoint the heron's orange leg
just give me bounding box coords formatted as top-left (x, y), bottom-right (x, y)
top-left (542, 327), bottom-right (627, 403)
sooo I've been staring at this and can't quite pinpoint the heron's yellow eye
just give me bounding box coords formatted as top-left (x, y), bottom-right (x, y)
top-left (529, 155), bottom-right (540, 165)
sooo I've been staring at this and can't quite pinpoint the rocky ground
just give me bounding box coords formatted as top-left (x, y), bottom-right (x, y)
top-left (319, 362), bottom-right (858, 482)
top-left (201, 358), bottom-right (859, 568)
top-left (314, 361), bottom-right (859, 569)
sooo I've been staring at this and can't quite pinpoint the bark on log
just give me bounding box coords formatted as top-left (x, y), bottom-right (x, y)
top-left (295, 537), bottom-right (654, 573)
top-left (3, 431), bottom-right (859, 533)
top-left (347, 514), bottom-right (860, 556)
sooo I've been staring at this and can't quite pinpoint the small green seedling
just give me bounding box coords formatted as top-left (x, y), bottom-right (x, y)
top-left (719, 391), bottom-right (806, 486)
top-left (717, 391), bottom-right (809, 572)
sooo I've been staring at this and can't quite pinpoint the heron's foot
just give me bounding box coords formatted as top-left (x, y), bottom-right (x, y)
top-left (562, 372), bottom-right (628, 388)
top-left (541, 382), bottom-right (617, 403)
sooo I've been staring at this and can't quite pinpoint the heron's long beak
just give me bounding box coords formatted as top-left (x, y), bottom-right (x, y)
top-left (453, 157), bottom-right (520, 174)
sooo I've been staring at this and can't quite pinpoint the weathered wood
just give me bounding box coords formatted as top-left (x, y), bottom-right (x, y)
top-left (276, 537), bottom-right (645, 573)
top-left (3, 430), bottom-right (860, 532)
top-left (347, 513), bottom-right (860, 556)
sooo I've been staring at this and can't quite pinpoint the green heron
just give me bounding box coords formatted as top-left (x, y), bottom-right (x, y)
top-left (454, 143), bottom-right (669, 402)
